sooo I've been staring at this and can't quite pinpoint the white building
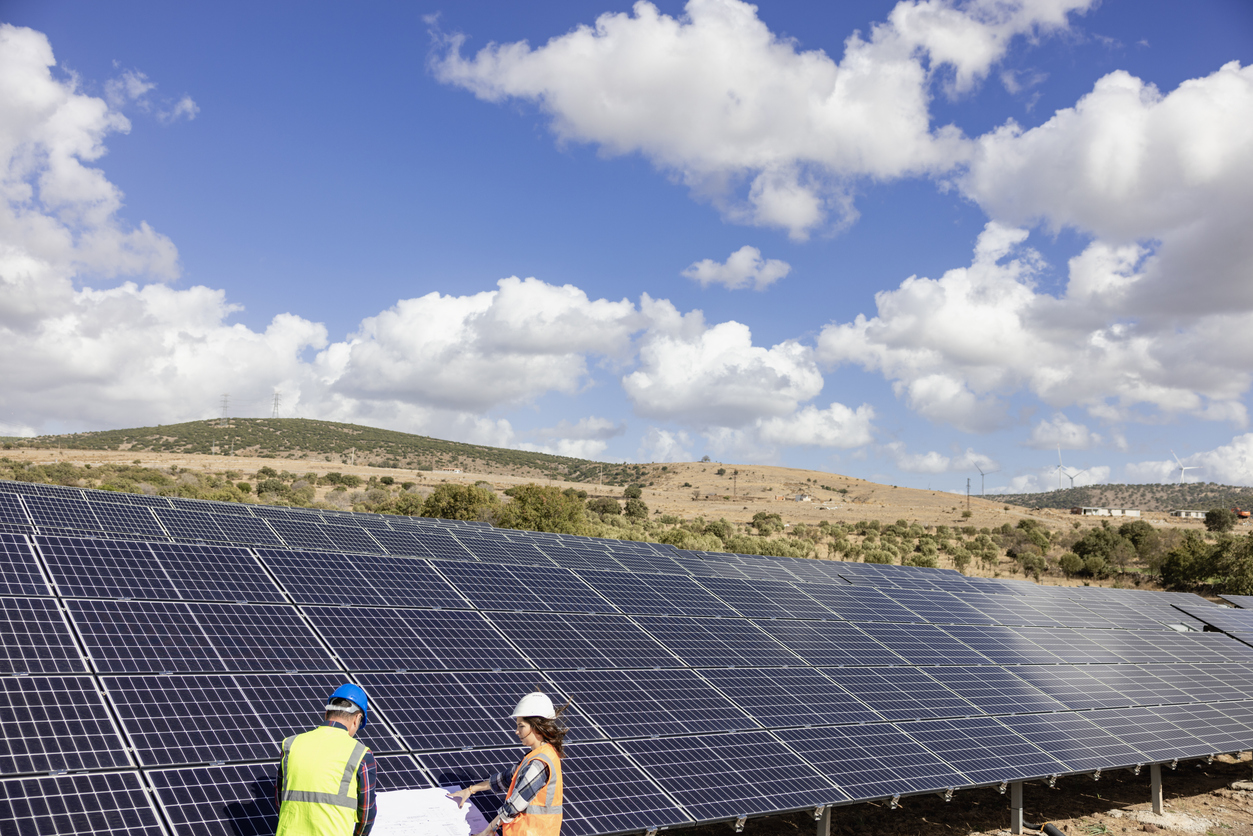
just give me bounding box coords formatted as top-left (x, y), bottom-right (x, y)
top-left (1071, 507), bottom-right (1142, 517)
top-left (1169, 509), bottom-right (1206, 519)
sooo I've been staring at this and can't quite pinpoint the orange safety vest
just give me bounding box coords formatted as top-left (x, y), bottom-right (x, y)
top-left (502, 743), bottom-right (563, 836)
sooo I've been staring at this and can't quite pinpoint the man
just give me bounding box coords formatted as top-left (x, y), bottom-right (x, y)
top-left (276, 683), bottom-right (377, 836)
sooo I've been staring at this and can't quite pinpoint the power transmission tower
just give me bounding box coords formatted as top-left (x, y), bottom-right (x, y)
top-left (271, 391), bottom-right (282, 419)
top-left (219, 394), bottom-right (229, 428)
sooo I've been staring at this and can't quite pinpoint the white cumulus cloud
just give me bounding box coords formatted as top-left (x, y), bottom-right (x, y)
top-left (639, 427), bottom-right (693, 462)
top-left (1027, 413), bottom-right (1100, 449)
top-left (1126, 434), bottom-right (1253, 486)
top-left (682, 245), bottom-right (790, 291)
top-left (432, 0), bottom-right (1091, 238)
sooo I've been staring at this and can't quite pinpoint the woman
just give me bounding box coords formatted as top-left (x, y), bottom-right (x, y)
top-left (448, 692), bottom-right (567, 836)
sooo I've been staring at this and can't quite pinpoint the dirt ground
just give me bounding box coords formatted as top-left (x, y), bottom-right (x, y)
top-left (685, 754), bottom-right (1253, 836)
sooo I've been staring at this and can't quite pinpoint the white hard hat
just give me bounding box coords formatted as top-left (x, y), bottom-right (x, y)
top-left (510, 692), bottom-right (556, 720)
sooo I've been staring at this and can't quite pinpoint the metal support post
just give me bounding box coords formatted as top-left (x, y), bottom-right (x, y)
top-left (1151, 763), bottom-right (1163, 815)
top-left (816, 805), bottom-right (831, 836)
top-left (1010, 781), bottom-right (1024, 835)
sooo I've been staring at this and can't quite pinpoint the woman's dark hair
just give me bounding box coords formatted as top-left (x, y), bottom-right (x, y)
top-left (522, 710), bottom-right (569, 758)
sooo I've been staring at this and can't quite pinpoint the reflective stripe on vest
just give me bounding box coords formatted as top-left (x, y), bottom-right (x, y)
top-left (276, 725), bottom-right (369, 836)
top-left (503, 743), bottom-right (563, 836)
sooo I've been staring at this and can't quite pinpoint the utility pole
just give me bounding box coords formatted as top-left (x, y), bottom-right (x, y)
top-left (733, 469), bottom-right (738, 498)
top-left (966, 478), bottom-right (971, 511)
top-left (219, 394), bottom-right (229, 428)
top-left (271, 391), bottom-right (282, 419)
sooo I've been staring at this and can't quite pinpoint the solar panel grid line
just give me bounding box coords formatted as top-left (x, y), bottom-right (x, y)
top-left (0, 675), bottom-right (133, 776)
top-left (0, 596), bottom-right (91, 674)
top-left (0, 532), bottom-right (54, 596)
top-left (147, 542), bottom-right (287, 605)
top-left (893, 715), bottom-right (1070, 788)
top-left (486, 611), bottom-right (683, 671)
top-left (692, 576), bottom-right (837, 621)
top-left (86, 502), bottom-right (168, 540)
top-left (0, 492), bottom-right (34, 527)
top-left (36, 536), bottom-right (181, 601)
top-left (630, 615), bottom-right (805, 668)
top-left (19, 494), bottom-right (104, 534)
top-left (695, 667), bottom-right (884, 728)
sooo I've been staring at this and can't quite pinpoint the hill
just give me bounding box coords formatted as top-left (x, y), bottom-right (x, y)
top-left (5, 418), bottom-right (657, 485)
top-left (990, 482), bottom-right (1253, 512)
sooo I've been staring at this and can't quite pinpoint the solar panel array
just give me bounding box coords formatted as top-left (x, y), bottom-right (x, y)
top-left (0, 478), bottom-right (1251, 836)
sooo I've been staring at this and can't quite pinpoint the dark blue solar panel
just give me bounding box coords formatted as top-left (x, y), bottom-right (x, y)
top-left (805, 584), bottom-right (921, 623)
top-left (995, 712), bottom-right (1145, 773)
top-left (0, 532), bottom-right (50, 595)
top-left (0, 771), bottom-right (164, 835)
top-left (213, 514), bottom-right (285, 546)
top-left (776, 723), bottom-right (968, 801)
top-left (486, 612), bottom-right (678, 670)
top-left (267, 519), bottom-right (337, 551)
top-left (148, 542), bottom-right (286, 604)
top-left (0, 493), bottom-right (32, 526)
top-left (149, 762), bottom-right (278, 836)
top-left (360, 670), bottom-right (593, 752)
top-left (699, 667), bottom-right (882, 727)
top-left (0, 675), bottom-right (129, 775)
top-left (821, 668), bottom-right (979, 721)
top-left (937, 624), bottom-right (1059, 665)
top-left (620, 731), bottom-right (844, 821)
top-left (539, 545), bottom-right (629, 573)
top-left (258, 550), bottom-right (382, 606)
top-left (436, 562), bottom-right (612, 614)
top-left (695, 577), bottom-right (835, 620)
top-left (1152, 702), bottom-right (1253, 754)
top-left (153, 509), bottom-right (229, 543)
top-left (900, 716), bottom-right (1068, 786)
top-left (631, 615), bottom-right (800, 667)
top-left (549, 669), bottom-right (752, 737)
top-left (20, 495), bottom-right (102, 532)
top-left (1022, 596), bottom-right (1120, 629)
top-left (0, 597), bottom-right (87, 674)
top-left (308, 607), bottom-right (531, 671)
top-left (366, 527), bottom-right (431, 557)
top-left (86, 501), bottom-right (166, 539)
top-left (1088, 705), bottom-right (1216, 762)
top-left (1009, 627), bottom-right (1123, 664)
top-left (409, 529), bottom-right (476, 561)
top-left (880, 588), bottom-right (993, 625)
top-left (752, 619), bottom-right (904, 667)
top-left (185, 603), bottom-right (335, 672)
top-left (69, 599), bottom-right (223, 673)
top-left (854, 622), bottom-right (992, 666)
top-left (457, 536), bottom-right (553, 566)
top-left (924, 667), bottom-right (1068, 715)
top-left (575, 569), bottom-right (738, 617)
top-left (37, 536), bottom-right (176, 600)
top-left (1009, 665), bottom-right (1137, 710)
top-left (321, 523), bottom-right (386, 554)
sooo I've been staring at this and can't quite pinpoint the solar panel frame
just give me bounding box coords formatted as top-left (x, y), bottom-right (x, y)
top-left (486, 611), bottom-right (680, 670)
top-left (0, 771), bottom-right (164, 835)
top-left (0, 596), bottom-right (88, 674)
top-left (85, 501), bottom-right (167, 539)
top-left (20, 495), bottom-right (103, 533)
top-left (147, 542), bottom-right (287, 604)
top-left (37, 536), bottom-right (178, 600)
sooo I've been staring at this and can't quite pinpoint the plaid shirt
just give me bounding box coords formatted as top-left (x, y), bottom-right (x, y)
top-left (276, 721), bottom-right (377, 836)
top-left (489, 754), bottom-right (551, 824)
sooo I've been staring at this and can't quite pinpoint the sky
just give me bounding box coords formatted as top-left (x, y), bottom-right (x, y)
top-left (1, 0), bottom-right (1252, 494)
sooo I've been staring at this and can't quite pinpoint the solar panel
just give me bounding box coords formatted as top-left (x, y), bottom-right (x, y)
top-left (212, 514), bottom-right (285, 547)
top-left (437, 562), bottom-right (613, 614)
top-left (548, 669), bottom-right (753, 737)
top-left (821, 668), bottom-right (979, 721)
top-left (803, 584), bottom-right (921, 623)
top-left (0, 771), bottom-right (164, 835)
top-left (37, 536), bottom-right (177, 600)
top-left (1009, 665), bottom-right (1136, 711)
top-left (619, 731), bottom-right (844, 821)
top-left (186, 603), bottom-right (338, 672)
top-left (698, 667), bottom-right (882, 727)
top-left (574, 569), bottom-right (738, 618)
top-left (486, 612), bottom-right (679, 670)
top-left (1087, 705), bottom-right (1216, 762)
top-left (996, 712), bottom-right (1145, 774)
top-left (68, 599), bottom-right (224, 673)
top-left (267, 519), bottom-right (337, 551)
top-left (899, 716), bottom-right (1068, 786)
top-left (364, 527), bottom-right (431, 558)
top-left (1144, 663), bottom-right (1250, 703)
top-left (457, 536), bottom-right (553, 566)
top-left (1009, 626), bottom-right (1123, 664)
top-left (631, 615), bottom-right (800, 668)
top-left (86, 502), bottom-right (167, 539)
top-left (0, 493), bottom-right (33, 527)
top-left (0, 532), bottom-right (50, 595)
top-left (923, 667), bottom-right (1068, 715)
top-left (550, 740), bottom-right (693, 836)
top-left (149, 762), bottom-right (279, 836)
top-left (695, 577), bottom-right (835, 620)
top-left (258, 550), bottom-right (383, 606)
top-left (1222, 594), bottom-right (1253, 609)
top-left (359, 670), bottom-right (595, 752)
top-left (1022, 596), bottom-right (1120, 629)
top-left (1152, 702), bottom-right (1253, 754)
top-left (936, 624), bottom-right (1059, 665)
top-left (356, 555), bottom-right (470, 609)
top-left (0, 676), bottom-right (129, 775)
top-left (307, 606), bottom-right (531, 671)
top-left (751, 619), bottom-right (904, 667)
top-left (153, 509), bottom-right (229, 543)
top-left (322, 523), bottom-right (386, 555)
top-left (148, 542), bottom-right (286, 604)
top-left (239, 673), bottom-right (402, 754)
top-left (416, 745), bottom-right (526, 821)
top-left (0, 597), bottom-right (87, 674)
top-left (854, 622), bottom-right (992, 666)
top-left (20, 495), bottom-right (102, 533)
top-left (880, 589), bottom-right (992, 625)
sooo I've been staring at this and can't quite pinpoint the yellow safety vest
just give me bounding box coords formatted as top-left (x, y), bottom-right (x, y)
top-left (276, 724), bottom-right (369, 836)
top-left (503, 743), bottom-right (563, 836)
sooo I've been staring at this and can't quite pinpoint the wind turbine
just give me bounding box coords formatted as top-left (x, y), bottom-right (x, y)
top-left (1055, 446), bottom-right (1067, 491)
top-left (1171, 450), bottom-right (1197, 484)
top-left (974, 463), bottom-right (1000, 495)
top-left (1064, 468), bottom-right (1088, 489)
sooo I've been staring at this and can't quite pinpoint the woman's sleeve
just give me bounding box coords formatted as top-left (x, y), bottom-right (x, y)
top-left (494, 759), bottom-right (550, 824)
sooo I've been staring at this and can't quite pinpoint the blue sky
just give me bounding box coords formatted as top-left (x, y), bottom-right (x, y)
top-left (2, 0), bottom-right (1252, 493)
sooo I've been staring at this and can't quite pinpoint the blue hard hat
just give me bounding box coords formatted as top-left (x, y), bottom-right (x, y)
top-left (328, 683), bottom-right (369, 730)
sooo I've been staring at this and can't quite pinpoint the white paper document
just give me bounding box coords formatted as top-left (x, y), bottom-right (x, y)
top-left (372, 786), bottom-right (489, 836)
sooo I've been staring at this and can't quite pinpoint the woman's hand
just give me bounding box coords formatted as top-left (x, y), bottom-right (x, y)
top-left (446, 786), bottom-right (476, 808)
